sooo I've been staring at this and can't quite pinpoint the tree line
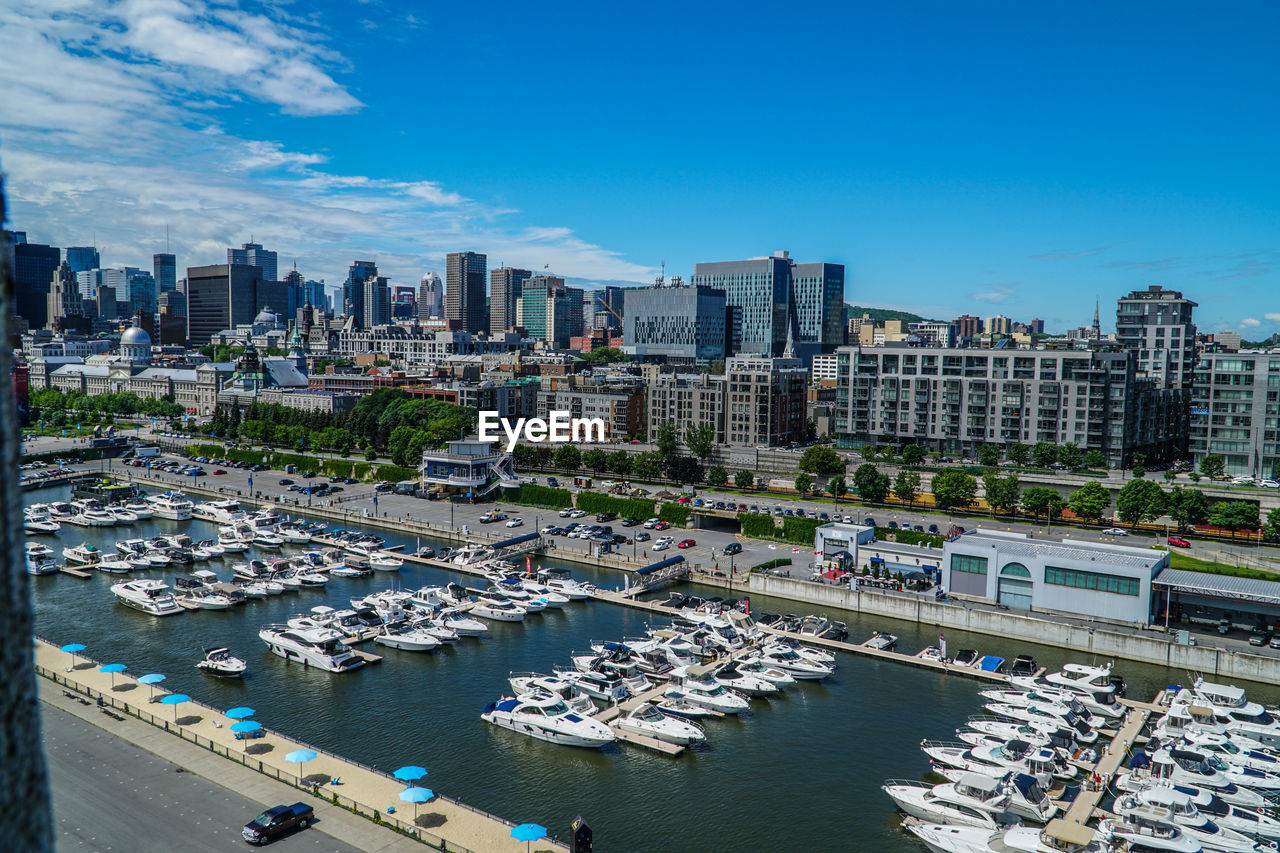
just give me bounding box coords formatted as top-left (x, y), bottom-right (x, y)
top-left (30, 388), bottom-right (185, 423)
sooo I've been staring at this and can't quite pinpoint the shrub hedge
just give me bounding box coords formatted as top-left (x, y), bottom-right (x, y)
top-left (751, 557), bottom-right (793, 572)
top-left (506, 483), bottom-right (573, 510)
top-left (738, 512), bottom-right (780, 539)
top-left (781, 516), bottom-right (823, 545)
top-left (877, 527), bottom-right (944, 548)
top-left (184, 443), bottom-right (413, 483)
top-left (576, 492), bottom-right (656, 519)
top-left (658, 504), bottom-right (690, 525)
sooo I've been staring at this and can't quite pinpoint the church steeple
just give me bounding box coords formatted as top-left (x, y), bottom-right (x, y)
top-left (1092, 297), bottom-right (1101, 338)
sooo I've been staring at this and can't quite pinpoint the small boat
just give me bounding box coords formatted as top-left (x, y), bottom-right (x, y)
top-left (439, 608), bottom-right (488, 637)
top-left (111, 578), bottom-right (183, 616)
top-left (241, 582), bottom-right (270, 599)
top-left (882, 774), bottom-right (1020, 829)
top-left (413, 546), bottom-right (436, 559)
top-left (27, 556), bottom-right (61, 575)
top-left (1009, 655), bottom-right (1039, 678)
top-left (863, 631), bottom-right (897, 651)
top-left (369, 554), bottom-right (403, 571)
top-left (918, 646), bottom-right (947, 664)
top-left (25, 542), bottom-right (54, 560)
top-left (954, 649), bottom-right (981, 668)
top-left (108, 506), bottom-right (139, 524)
top-left (123, 500), bottom-right (154, 519)
top-left (196, 648), bottom-right (247, 677)
top-left (295, 571), bottom-right (328, 588)
top-left (471, 595), bottom-right (526, 622)
top-left (480, 694), bottom-right (615, 748)
top-left (23, 517), bottom-right (61, 534)
top-left (258, 625), bottom-right (366, 672)
top-left (615, 703), bottom-right (706, 745)
top-left (508, 673), bottom-right (597, 715)
top-left (330, 565), bottom-right (371, 578)
top-left (96, 559), bottom-right (133, 574)
top-left (797, 615), bottom-right (829, 637)
top-left (665, 668), bottom-right (750, 714)
top-left (180, 587), bottom-right (234, 610)
top-left (375, 624), bottom-right (441, 652)
top-left (275, 525), bottom-right (311, 544)
top-left (655, 693), bottom-right (725, 720)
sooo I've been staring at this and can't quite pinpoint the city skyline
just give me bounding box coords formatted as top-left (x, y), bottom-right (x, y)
top-left (0, 1), bottom-right (1277, 334)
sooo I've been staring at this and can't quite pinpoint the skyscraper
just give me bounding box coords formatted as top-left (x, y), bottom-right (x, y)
top-left (1116, 285), bottom-right (1197, 389)
top-left (65, 246), bottom-right (100, 274)
top-left (185, 263), bottom-right (266, 345)
top-left (343, 260), bottom-right (378, 321)
top-left (518, 276), bottom-right (582, 347)
top-left (489, 267), bottom-right (531, 335)
top-left (46, 262), bottom-right (81, 329)
top-left (228, 241), bottom-right (278, 282)
top-left (153, 252), bottom-right (176, 291)
top-left (418, 272), bottom-right (443, 319)
top-left (362, 275), bottom-right (391, 328)
top-left (445, 251), bottom-right (487, 333)
top-left (788, 261), bottom-right (845, 359)
top-left (623, 282), bottom-right (727, 361)
top-left (8, 235), bottom-right (60, 329)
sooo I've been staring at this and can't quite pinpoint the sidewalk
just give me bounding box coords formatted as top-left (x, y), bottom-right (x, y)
top-left (35, 639), bottom-right (566, 852)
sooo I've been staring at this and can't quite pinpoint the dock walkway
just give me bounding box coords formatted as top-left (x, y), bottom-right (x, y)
top-left (1061, 698), bottom-right (1155, 826)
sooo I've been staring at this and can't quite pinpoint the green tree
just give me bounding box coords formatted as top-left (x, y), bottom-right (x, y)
top-left (900, 444), bottom-right (926, 466)
top-left (1165, 486), bottom-right (1210, 532)
top-left (1199, 454), bottom-right (1225, 480)
top-left (1130, 452), bottom-right (1147, 479)
top-left (667, 455), bottom-right (704, 484)
top-left (853, 463), bottom-right (889, 503)
top-left (893, 470), bottom-right (920, 507)
top-left (878, 445), bottom-right (896, 462)
top-left (1084, 449), bottom-right (1107, 469)
top-left (794, 472), bottom-right (813, 495)
top-left (982, 471), bottom-right (1021, 515)
top-left (1057, 442), bottom-right (1082, 470)
top-left (1209, 500), bottom-right (1260, 532)
top-left (977, 443), bottom-right (1000, 467)
top-left (1031, 441), bottom-right (1057, 469)
top-left (632, 451), bottom-right (664, 480)
top-left (553, 444), bottom-right (581, 470)
top-left (1265, 507), bottom-right (1280, 542)
top-left (608, 450), bottom-right (632, 477)
top-left (798, 445), bottom-right (845, 476)
top-left (707, 465), bottom-right (728, 487)
top-left (1116, 479), bottom-right (1165, 528)
top-left (1021, 486), bottom-right (1066, 521)
top-left (827, 475), bottom-right (847, 501)
top-left (655, 421), bottom-right (678, 457)
top-left (1008, 443), bottom-right (1030, 466)
top-left (582, 448), bottom-right (609, 473)
top-left (1068, 481), bottom-right (1111, 522)
top-left (860, 445), bottom-right (878, 461)
top-left (581, 346), bottom-right (628, 364)
top-left (932, 469), bottom-right (978, 511)
top-left (734, 469), bottom-right (755, 489)
top-left (684, 421), bottom-right (716, 461)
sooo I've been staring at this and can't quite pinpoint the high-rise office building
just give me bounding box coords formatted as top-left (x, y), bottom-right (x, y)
top-left (227, 241), bottom-right (278, 282)
top-left (445, 251), bottom-right (487, 333)
top-left (302, 279), bottom-right (327, 314)
top-left (1116, 285), bottom-right (1198, 389)
top-left (8, 235), bottom-right (60, 329)
top-left (622, 282), bottom-right (727, 361)
top-left (124, 268), bottom-right (157, 315)
top-left (418, 272), bottom-right (444, 319)
top-left (185, 263), bottom-right (266, 345)
top-left (518, 275), bottom-right (582, 347)
top-left (46, 262), bottom-right (81, 329)
top-left (343, 260), bottom-right (378, 322)
top-left (489, 267), bottom-right (531, 336)
top-left (153, 252), bottom-right (176, 292)
top-left (788, 261), bottom-right (845, 360)
top-left (362, 275), bottom-right (391, 328)
top-left (65, 246), bottom-right (100, 274)
top-left (984, 315), bottom-right (1012, 335)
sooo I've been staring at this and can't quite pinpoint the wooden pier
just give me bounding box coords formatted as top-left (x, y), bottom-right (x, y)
top-left (590, 684), bottom-right (685, 756)
top-left (58, 565), bottom-right (92, 579)
top-left (1060, 697), bottom-right (1157, 826)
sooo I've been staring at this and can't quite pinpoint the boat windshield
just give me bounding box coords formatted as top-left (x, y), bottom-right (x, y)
top-left (634, 705), bottom-right (662, 721)
top-left (1233, 709), bottom-right (1275, 725)
top-left (543, 701), bottom-right (569, 715)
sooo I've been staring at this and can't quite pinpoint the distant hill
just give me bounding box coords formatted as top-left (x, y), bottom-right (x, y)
top-left (844, 303), bottom-right (934, 325)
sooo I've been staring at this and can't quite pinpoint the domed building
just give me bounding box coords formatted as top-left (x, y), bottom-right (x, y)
top-left (119, 321), bottom-right (152, 365)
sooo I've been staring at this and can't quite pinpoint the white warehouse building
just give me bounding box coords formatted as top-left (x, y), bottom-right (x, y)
top-left (942, 529), bottom-right (1168, 624)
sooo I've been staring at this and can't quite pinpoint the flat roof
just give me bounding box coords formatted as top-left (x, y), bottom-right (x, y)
top-left (1153, 568), bottom-right (1280, 607)
top-left (953, 529), bottom-right (1165, 571)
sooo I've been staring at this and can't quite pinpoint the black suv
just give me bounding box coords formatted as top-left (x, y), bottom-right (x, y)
top-left (596, 511), bottom-right (617, 522)
top-left (242, 802), bottom-right (314, 844)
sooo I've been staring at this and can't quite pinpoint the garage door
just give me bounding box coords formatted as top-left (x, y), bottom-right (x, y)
top-left (998, 562), bottom-right (1033, 610)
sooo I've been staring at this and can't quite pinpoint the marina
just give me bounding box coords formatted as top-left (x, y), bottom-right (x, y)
top-left (24, 479), bottom-right (1280, 852)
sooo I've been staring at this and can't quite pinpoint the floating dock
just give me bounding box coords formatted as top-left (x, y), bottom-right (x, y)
top-left (1060, 696), bottom-right (1158, 826)
top-left (58, 565), bottom-right (92, 579)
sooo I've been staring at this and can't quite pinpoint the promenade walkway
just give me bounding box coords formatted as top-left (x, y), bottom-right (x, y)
top-left (34, 639), bottom-right (567, 852)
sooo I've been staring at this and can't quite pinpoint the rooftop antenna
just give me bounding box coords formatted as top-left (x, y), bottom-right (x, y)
top-left (165, 224), bottom-right (170, 253)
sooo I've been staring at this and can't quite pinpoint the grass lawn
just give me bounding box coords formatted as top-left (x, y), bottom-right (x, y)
top-left (1163, 549), bottom-right (1280, 581)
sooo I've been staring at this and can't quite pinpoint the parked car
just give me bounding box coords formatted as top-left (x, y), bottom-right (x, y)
top-left (864, 517), bottom-right (876, 526)
top-left (343, 477), bottom-right (357, 485)
top-left (635, 531), bottom-right (650, 542)
top-left (642, 518), bottom-right (659, 529)
top-left (912, 524), bottom-right (924, 532)
top-left (1249, 626), bottom-right (1272, 647)
top-left (1167, 536), bottom-right (1191, 548)
top-left (596, 512), bottom-right (617, 522)
top-left (927, 524), bottom-right (939, 534)
top-left (302, 471), bottom-right (316, 478)
top-left (651, 540), bottom-right (670, 552)
top-left (506, 518), bottom-right (524, 528)
top-left (278, 479), bottom-right (294, 486)
top-left (1102, 527), bottom-right (1129, 536)
top-left (558, 508), bottom-right (574, 518)
top-left (653, 521), bottom-right (670, 531)
top-left (242, 802), bottom-right (314, 845)
top-left (327, 486), bottom-right (344, 493)
top-left (621, 517), bottom-right (639, 527)
top-left (546, 477), bottom-right (559, 487)
top-left (722, 543), bottom-right (742, 555)
top-left (212, 469), bottom-right (227, 475)
top-left (887, 521), bottom-right (898, 530)
top-left (540, 525), bottom-right (557, 535)
top-left (677, 539), bottom-right (696, 549)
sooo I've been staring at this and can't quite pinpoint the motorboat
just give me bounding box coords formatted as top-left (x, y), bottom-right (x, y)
top-left (986, 700), bottom-right (1104, 732)
top-left (46, 501), bottom-right (74, 518)
top-left (123, 500), bottom-right (154, 519)
top-left (1140, 747), bottom-right (1280, 797)
top-left (1100, 808), bottom-right (1207, 852)
top-left (734, 655), bottom-right (796, 687)
top-left (665, 668), bottom-right (750, 714)
top-left (413, 546), bottom-right (435, 559)
top-left (965, 714), bottom-right (1097, 748)
top-left (488, 585), bottom-right (547, 613)
top-left (198, 539), bottom-right (226, 558)
top-left (1013, 661), bottom-right (1123, 700)
top-left (907, 820), bottom-right (1144, 853)
top-left (439, 608), bottom-right (488, 637)
top-left (655, 692), bottom-right (723, 720)
top-left (438, 583), bottom-right (473, 607)
top-left (275, 524), bottom-right (311, 544)
top-left (1006, 674), bottom-right (1126, 718)
top-left (863, 631), bottom-right (898, 651)
top-left (147, 492), bottom-right (194, 521)
top-left (1170, 687), bottom-right (1280, 749)
top-left (923, 739), bottom-right (1075, 784)
top-left (111, 579), bottom-right (183, 616)
top-left (375, 623), bottom-right (442, 652)
top-left (23, 517), bottom-right (61, 534)
top-left (107, 506), bottom-right (139, 524)
top-left (929, 769), bottom-right (1060, 824)
top-left (981, 689), bottom-right (1110, 725)
top-left (232, 559), bottom-right (273, 581)
top-left (216, 528), bottom-right (249, 552)
top-left (514, 578), bottom-right (569, 608)
top-left (709, 661), bottom-right (780, 697)
top-left (537, 568), bottom-right (593, 599)
top-left (796, 614), bottom-right (830, 637)
top-left (330, 565), bottom-right (371, 578)
top-left (1116, 778), bottom-right (1280, 842)
top-left (614, 703), bottom-right (706, 745)
top-left (471, 595), bottom-right (526, 622)
top-left (919, 646), bottom-right (947, 664)
top-left (509, 673), bottom-right (597, 716)
top-left (882, 774), bottom-right (1020, 829)
top-left (294, 570), bottom-right (327, 588)
top-left (179, 586), bottom-right (234, 610)
top-left (62, 543), bottom-right (102, 566)
top-left (25, 541), bottom-right (54, 560)
top-left (67, 500), bottom-right (116, 527)
top-left (241, 582), bottom-right (270, 599)
top-left (191, 499), bottom-right (243, 523)
top-left (552, 666), bottom-right (629, 703)
top-left (1113, 789), bottom-right (1271, 852)
top-left (1190, 678), bottom-right (1274, 725)
top-left (756, 645), bottom-right (834, 680)
top-left (259, 625), bottom-right (366, 672)
top-left (97, 558), bottom-right (133, 574)
top-left (1117, 761), bottom-right (1273, 812)
top-left (196, 648), bottom-right (247, 677)
top-left (954, 649), bottom-right (981, 668)
top-left (27, 556), bottom-right (60, 575)
top-left (250, 529), bottom-right (285, 549)
top-left (369, 554), bottom-right (403, 571)
top-left (763, 635), bottom-right (835, 665)
top-left (451, 544), bottom-right (491, 566)
top-left (481, 694), bottom-right (615, 748)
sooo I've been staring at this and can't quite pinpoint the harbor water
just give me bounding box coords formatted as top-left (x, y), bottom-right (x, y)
top-left (28, 485), bottom-right (1280, 852)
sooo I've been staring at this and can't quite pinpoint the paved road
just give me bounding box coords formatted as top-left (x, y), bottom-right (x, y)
top-left (46, 702), bottom-right (361, 853)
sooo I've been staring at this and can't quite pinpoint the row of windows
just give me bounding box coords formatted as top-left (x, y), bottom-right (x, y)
top-left (951, 554), bottom-right (988, 575)
top-left (1045, 566), bottom-right (1139, 596)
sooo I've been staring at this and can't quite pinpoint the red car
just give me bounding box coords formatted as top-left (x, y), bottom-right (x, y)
top-left (1167, 536), bottom-right (1191, 548)
top-left (653, 521), bottom-right (670, 531)
top-left (676, 496), bottom-right (690, 504)
top-left (212, 469), bottom-right (227, 475)
top-left (677, 539), bottom-right (696, 549)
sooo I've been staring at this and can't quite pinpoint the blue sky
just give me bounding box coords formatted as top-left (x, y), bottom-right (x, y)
top-left (1, 0), bottom-right (1277, 333)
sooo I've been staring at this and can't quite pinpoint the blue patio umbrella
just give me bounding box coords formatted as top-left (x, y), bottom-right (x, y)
top-left (393, 765), bottom-right (428, 787)
top-left (225, 706), bottom-right (256, 720)
top-left (159, 693), bottom-right (190, 721)
top-left (398, 786), bottom-right (434, 820)
top-left (60, 643), bottom-right (86, 668)
top-left (99, 663), bottom-right (127, 688)
top-left (511, 823), bottom-right (547, 852)
top-left (230, 720), bottom-right (261, 745)
top-left (138, 673), bottom-right (165, 701)
top-left (285, 749), bottom-right (317, 782)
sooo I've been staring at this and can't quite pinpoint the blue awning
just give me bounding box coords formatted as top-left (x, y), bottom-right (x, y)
top-left (491, 532), bottom-right (541, 550)
top-left (637, 556), bottom-right (685, 576)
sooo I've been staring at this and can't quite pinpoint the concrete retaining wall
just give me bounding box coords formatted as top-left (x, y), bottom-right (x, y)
top-left (747, 573), bottom-right (1280, 682)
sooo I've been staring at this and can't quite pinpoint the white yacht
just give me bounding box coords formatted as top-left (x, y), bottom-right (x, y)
top-left (67, 500), bottom-right (117, 527)
top-left (882, 774), bottom-right (1019, 829)
top-left (1101, 809), bottom-right (1207, 852)
top-left (762, 635), bottom-right (835, 665)
top-left (23, 505), bottom-right (61, 534)
top-left (62, 543), bottom-right (103, 566)
top-left (375, 623), bottom-right (442, 652)
top-left (369, 553), bottom-right (403, 571)
top-left (908, 820), bottom-right (1106, 853)
top-left (930, 769), bottom-right (1060, 823)
top-left (1136, 747), bottom-right (1280, 799)
top-left (46, 501), bottom-right (74, 518)
top-left (1172, 686), bottom-right (1280, 749)
top-left (515, 578), bottom-right (569, 607)
top-left (97, 558), bottom-right (133, 574)
top-left (614, 703), bottom-right (705, 745)
top-left (480, 694), bottom-right (615, 748)
top-left (148, 492), bottom-right (194, 520)
top-left (451, 544), bottom-right (491, 566)
top-left (735, 654), bottom-right (796, 687)
top-left (258, 625), bottom-right (366, 672)
top-left (1118, 779), bottom-right (1280, 842)
top-left (26, 556), bottom-right (60, 575)
top-left (982, 690), bottom-right (1106, 728)
top-left (439, 608), bottom-right (488, 637)
top-left (1113, 789), bottom-right (1268, 852)
top-left (986, 700), bottom-right (1103, 733)
top-left (708, 661), bottom-right (781, 697)
top-left (471, 595), bottom-right (526, 622)
top-left (1117, 761), bottom-right (1273, 812)
top-left (923, 739), bottom-right (1074, 785)
top-left (123, 499), bottom-right (154, 519)
top-left (25, 541), bottom-right (54, 560)
top-left (508, 673), bottom-right (597, 715)
top-left (196, 647), bottom-right (247, 677)
top-left (192, 499), bottom-right (243, 523)
top-left (107, 506), bottom-right (139, 524)
top-left (756, 645), bottom-right (834, 680)
top-left (111, 579), bottom-right (183, 616)
top-left (664, 669), bottom-right (750, 714)
top-left (537, 568), bottom-right (593, 599)
top-left (965, 715), bottom-right (1096, 749)
top-left (275, 524), bottom-right (311, 545)
top-left (552, 667), bottom-right (629, 703)
top-left (216, 528), bottom-right (249, 552)
top-left (489, 585), bottom-right (547, 612)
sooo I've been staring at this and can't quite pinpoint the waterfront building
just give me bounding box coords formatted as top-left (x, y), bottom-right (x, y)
top-left (833, 343), bottom-right (1187, 468)
top-left (536, 385), bottom-right (645, 441)
top-left (812, 523), bottom-right (876, 567)
top-left (1116, 285), bottom-right (1197, 389)
top-left (406, 379), bottom-right (538, 420)
top-left (489, 267), bottom-right (531, 336)
top-left (1188, 350), bottom-right (1280, 479)
top-left (446, 251), bottom-right (487, 333)
top-left (29, 349), bottom-right (234, 414)
top-left (418, 438), bottom-right (518, 498)
top-left (333, 325), bottom-right (529, 366)
top-left (227, 241), bottom-right (278, 283)
top-left (622, 282), bottom-right (726, 363)
top-left (942, 528), bottom-right (1166, 623)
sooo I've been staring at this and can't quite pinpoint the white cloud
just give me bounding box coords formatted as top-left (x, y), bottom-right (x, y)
top-left (1240, 317), bottom-right (1262, 328)
top-left (0, 0), bottom-right (655, 287)
top-left (1265, 313), bottom-right (1280, 323)
top-left (971, 288), bottom-right (1011, 304)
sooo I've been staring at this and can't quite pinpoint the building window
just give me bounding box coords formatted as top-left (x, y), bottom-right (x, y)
top-left (1000, 562), bottom-right (1031, 577)
top-left (951, 554), bottom-right (988, 575)
top-left (1045, 566), bottom-right (1138, 596)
